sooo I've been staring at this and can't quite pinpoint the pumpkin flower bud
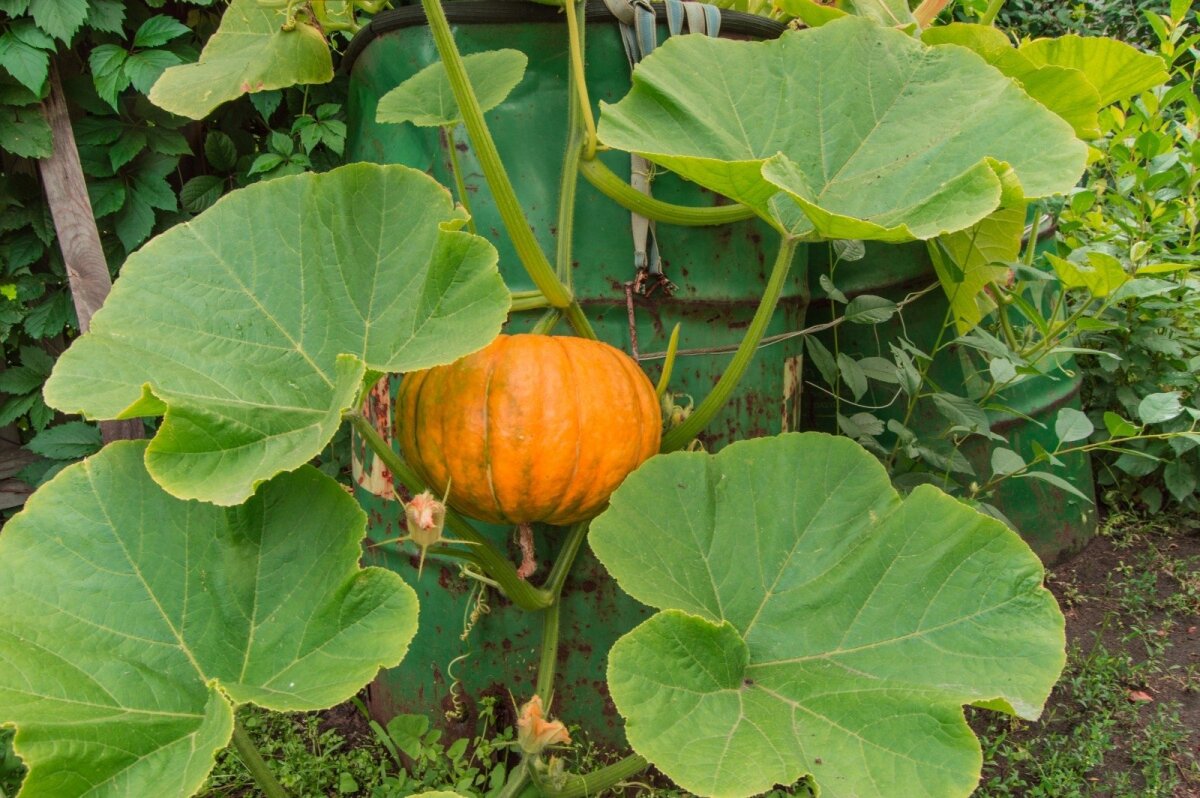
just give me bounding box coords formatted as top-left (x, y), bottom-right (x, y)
top-left (405, 489), bottom-right (446, 548)
top-left (402, 487), bottom-right (451, 579)
top-left (516, 695), bottom-right (570, 755)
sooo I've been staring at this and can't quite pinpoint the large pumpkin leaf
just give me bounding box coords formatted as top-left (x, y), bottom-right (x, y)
top-left (0, 441), bottom-right (418, 798)
top-left (1018, 35), bottom-right (1168, 108)
top-left (598, 16), bottom-right (1086, 241)
top-left (933, 202), bottom-right (1025, 333)
top-left (590, 433), bottom-right (1064, 798)
top-left (922, 24), bottom-right (1102, 138)
top-left (149, 0), bottom-right (332, 119)
top-left (377, 49), bottom-right (528, 128)
top-left (44, 163), bottom-right (508, 505)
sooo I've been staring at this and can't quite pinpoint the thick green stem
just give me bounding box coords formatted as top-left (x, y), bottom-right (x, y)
top-left (445, 125), bottom-right (476, 235)
top-left (232, 718), bottom-right (289, 798)
top-left (535, 601), bottom-right (561, 705)
top-left (564, 0), bottom-right (598, 159)
top-left (420, 0), bottom-right (595, 339)
top-left (580, 158), bottom-right (757, 227)
top-left (661, 235), bottom-right (802, 451)
top-left (499, 758), bottom-right (531, 798)
top-left (346, 413), bottom-right (552, 611)
top-left (511, 291), bottom-right (552, 311)
top-left (531, 754), bottom-right (650, 798)
top-left (531, 309), bottom-right (562, 334)
top-left (555, 0), bottom-right (586, 286)
top-left (534, 521), bottom-right (589, 704)
top-left (979, 0), bottom-right (1007, 25)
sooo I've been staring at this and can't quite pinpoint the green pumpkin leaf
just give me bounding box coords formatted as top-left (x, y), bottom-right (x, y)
top-left (0, 441), bottom-right (418, 798)
top-left (44, 163), bottom-right (509, 505)
top-left (921, 24), bottom-right (1102, 138)
top-left (933, 202), bottom-right (1024, 333)
top-left (591, 433), bottom-right (1064, 798)
top-left (599, 17), bottom-right (1086, 241)
top-left (149, 0), bottom-right (333, 120)
top-left (1018, 35), bottom-right (1169, 108)
top-left (377, 49), bottom-right (528, 128)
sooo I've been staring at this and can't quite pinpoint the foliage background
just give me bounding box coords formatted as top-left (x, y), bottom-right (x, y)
top-left (0, 0), bottom-right (349, 489)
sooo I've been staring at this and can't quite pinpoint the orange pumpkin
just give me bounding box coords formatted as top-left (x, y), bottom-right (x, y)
top-left (396, 334), bottom-right (661, 526)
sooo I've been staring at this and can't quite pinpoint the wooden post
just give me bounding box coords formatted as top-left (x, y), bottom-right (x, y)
top-left (38, 62), bottom-right (142, 444)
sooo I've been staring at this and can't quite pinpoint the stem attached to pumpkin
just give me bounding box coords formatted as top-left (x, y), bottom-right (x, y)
top-left (579, 158), bottom-right (757, 227)
top-left (232, 717), bottom-right (290, 798)
top-left (535, 600), bottom-right (560, 706)
top-left (533, 520), bottom-right (589, 705)
top-left (419, 0), bottom-right (596, 340)
top-left (660, 235), bottom-right (803, 451)
top-left (346, 413), bottom-right (553, 610)
top-left (516, 523), bottom-right (538, 578)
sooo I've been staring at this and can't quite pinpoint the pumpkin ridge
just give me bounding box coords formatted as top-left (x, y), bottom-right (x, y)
top-left (403, 369), bottom-right (435, 489)
top-left (613, 344), bottom-right (648, 492)
top-left (481, 338), bottom-right (509, 525)
top-left (547, 335), bottom-right (585, 524)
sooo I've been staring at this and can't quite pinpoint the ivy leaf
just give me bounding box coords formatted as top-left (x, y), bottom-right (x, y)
top-left (0, 365), bottom-right (46, 395)
top-left (109, 128), bottom-right (148, 171)
top-left (0, 0), bottom-right (30, 15)
top-left (0, 441), bottom-right (418, 798)
top-left (124, 49), bottom-right (184, 94)
top-left (45, 164), bottom-right (510, 505)
top-left (145, 126), bottom-right (192, 156)
top-left (24, 420), bottom-right (101, 459)
top-left (85, 0), bottom-right (127, 34)
top-left (149, 0), bottom-right (334, 119)
top-left (88, 178), bottom-right (129, 217)
top-left (113, 189), bottom-right (156, 251)
top-left (28, 0), bottom-right (89, 42)
top-left (180, 174), bottom-right (224, 213)
top-left (22, 291), bottom-right (75, 339)
top-left (204, 130), bottom-right (238, 170)
top-left (0, 106), bottom-right (52, 158)
top-left (130, 159), bottom-right (179, 211)
top-left (598, 17), bottom-right (1086, 240)
top-left (590, 433), bottom-right (1064, 798)
top-left (376, 49), bottom-right (529, 128)
top-left (0, 29), bottom-right (51, 95)
top-left (89, 43), bottom-right (131, 108)
top-left (133, 14), bottom-right (192, 49)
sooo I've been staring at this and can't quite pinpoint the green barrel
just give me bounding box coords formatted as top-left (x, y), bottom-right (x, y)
top-left (343, 3), bottom-right (802, 742)
top-left (801, 238), bottom-right (1097, 564)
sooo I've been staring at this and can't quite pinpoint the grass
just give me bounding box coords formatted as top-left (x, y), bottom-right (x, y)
top-left (970, 509), bottom-right (1200, 798)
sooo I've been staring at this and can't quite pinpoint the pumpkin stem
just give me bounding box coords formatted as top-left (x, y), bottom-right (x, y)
top-left (516, 523), bottom-right (537, 579)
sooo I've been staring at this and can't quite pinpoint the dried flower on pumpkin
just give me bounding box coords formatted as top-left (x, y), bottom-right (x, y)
top-left (516, 695), bottom-right (571, 755)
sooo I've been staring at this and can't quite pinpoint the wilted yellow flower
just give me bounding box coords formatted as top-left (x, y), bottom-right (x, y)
top-left (516, 695), bottom-right (570, 754)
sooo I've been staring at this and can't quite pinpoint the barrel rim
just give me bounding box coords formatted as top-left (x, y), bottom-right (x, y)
top-left (342, 0), bottom-right (789, 72)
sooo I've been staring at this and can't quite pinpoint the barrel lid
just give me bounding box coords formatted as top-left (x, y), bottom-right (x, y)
top-left (342, 0), bottom-right (788, 72)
